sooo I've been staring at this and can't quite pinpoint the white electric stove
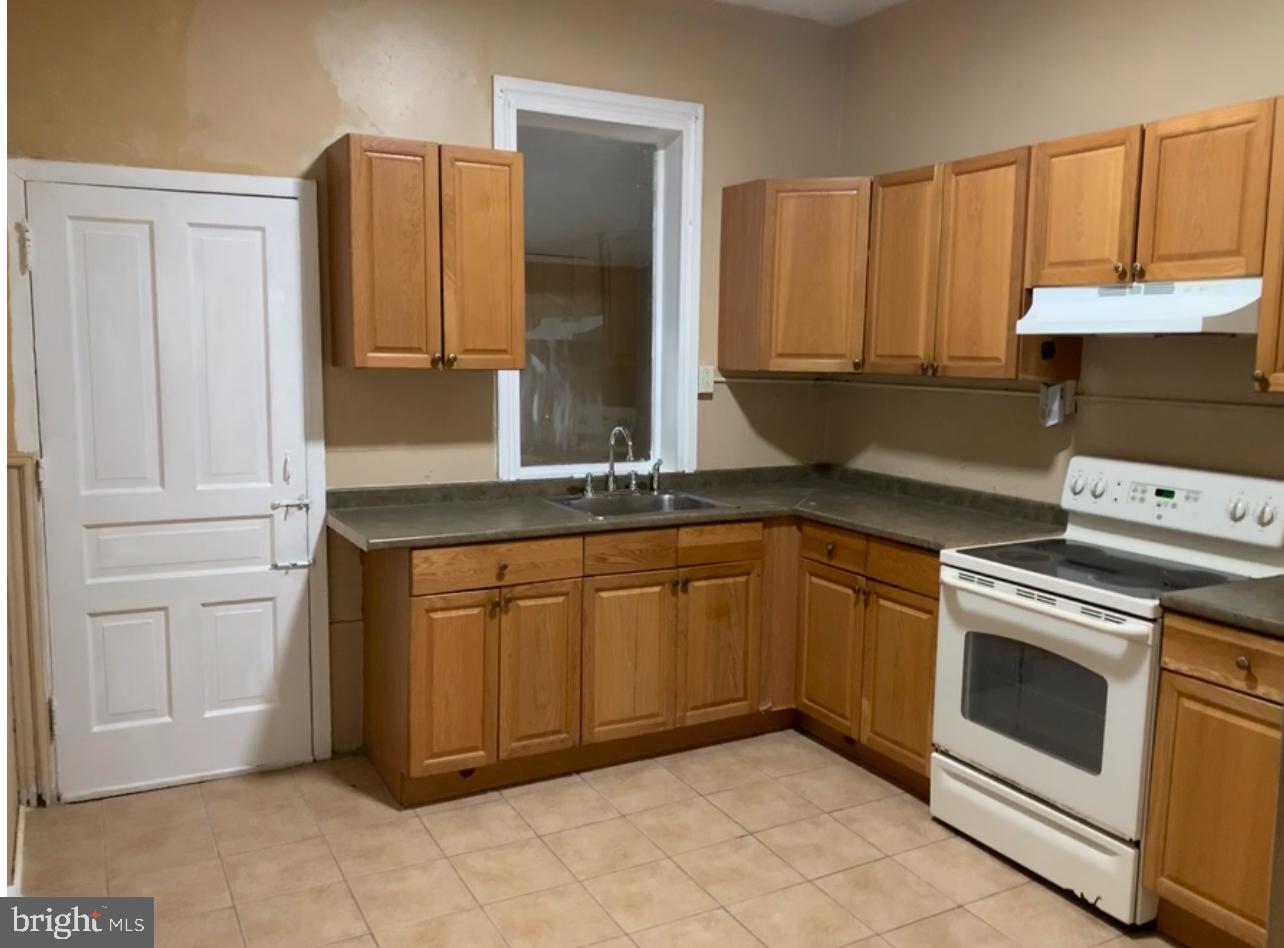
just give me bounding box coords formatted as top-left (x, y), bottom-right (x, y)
top-left (930, 457), bottom-right (1284, 925)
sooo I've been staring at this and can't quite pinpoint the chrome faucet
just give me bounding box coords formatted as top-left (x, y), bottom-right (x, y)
top-left (649, 458), bottom-right (663, 494)
top-left (606, 426), bottom-right (634, 493)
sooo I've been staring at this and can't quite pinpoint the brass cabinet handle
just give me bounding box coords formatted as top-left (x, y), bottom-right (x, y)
top-left (852, 357), bottom-right (863, 371)
top-left (496, 561), bottom-right (509, 576)
top-left (1113, 261), bottom-right (1126, 278)
top-left (671, 577), bottom-right (680, 590)
top-left (1236, 655), bottom-right (1251, 671)
top-left (919, 360), bottom-right (929, 375)
top-left (488, 597), bottom-right (501, 612)
top-left (1253, 369), bottom-right (1268, 384)
top-left (825, 542), bottom-right (836, 558)
top-left (430, 352), bottom-right (443, 367)
top-left (445, 352), bottom-right (458, 367)
top-left (1131, 261), bottom-right (1145, 279)
top-left (930, 362), bottom-right (940, 376)
top-left (680, 577), bottom-right (691, 592)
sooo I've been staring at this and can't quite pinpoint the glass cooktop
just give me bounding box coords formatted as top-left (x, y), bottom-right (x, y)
top-left (958, 538), bottom-right (1246, 601)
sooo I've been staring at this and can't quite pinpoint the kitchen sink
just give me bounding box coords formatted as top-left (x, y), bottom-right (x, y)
top-left (548, 491), bottom-right (725, 519)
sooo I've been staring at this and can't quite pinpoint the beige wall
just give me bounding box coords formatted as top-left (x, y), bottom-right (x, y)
top-left (833, 0), bottom-right (1284, 503)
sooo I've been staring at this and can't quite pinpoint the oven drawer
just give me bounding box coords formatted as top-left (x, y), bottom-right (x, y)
top-left (1162, 613), bottom-right (1284, 704)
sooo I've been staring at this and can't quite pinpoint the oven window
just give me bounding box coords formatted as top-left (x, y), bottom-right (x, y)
top-left (961, 632), bottom-right (1108, 774)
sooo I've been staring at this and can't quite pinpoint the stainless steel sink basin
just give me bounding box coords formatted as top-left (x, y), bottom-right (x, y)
top-left (548, 491), bottom-right (725, 519)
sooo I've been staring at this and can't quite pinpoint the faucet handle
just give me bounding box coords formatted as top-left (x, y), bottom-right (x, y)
top-left (649, 458), bottom-right (663, 494)
top-left (583, 472), bottom-right (595, 497)
top-left (628, 470), bottom-right (639, 493)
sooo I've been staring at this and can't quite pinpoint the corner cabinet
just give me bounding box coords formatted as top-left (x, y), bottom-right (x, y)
top-left (326, 134), bottom-right (525, 370)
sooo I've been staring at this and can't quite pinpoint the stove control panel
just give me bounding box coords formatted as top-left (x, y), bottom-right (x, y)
top-left (1062, 457), bottom-right (1284, 548)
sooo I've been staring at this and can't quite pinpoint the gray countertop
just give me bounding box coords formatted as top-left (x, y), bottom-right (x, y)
top-left (1160, 574), bottom-right (1284, 640)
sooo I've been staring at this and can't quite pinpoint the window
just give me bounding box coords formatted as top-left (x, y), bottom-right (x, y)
top-left (493, 77), bottom-right (702, 480)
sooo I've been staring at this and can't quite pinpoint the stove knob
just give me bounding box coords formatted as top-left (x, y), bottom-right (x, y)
top-left (1070, 475), bottom-right (1087, 496)
top-left (1090, 479), bottom-right (1107, 499)
top-left (1229, 499), bottom-right (1248, 523)
top-left (1258, 504), bottom-right (1278, 528)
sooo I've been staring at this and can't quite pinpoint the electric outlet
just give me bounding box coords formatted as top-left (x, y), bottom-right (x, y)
top-left (698, 365), bottom-right (716, 395)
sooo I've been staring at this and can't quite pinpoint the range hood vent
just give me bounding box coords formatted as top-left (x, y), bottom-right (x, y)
top-left (1017, 277), bottom-right (1262, 336)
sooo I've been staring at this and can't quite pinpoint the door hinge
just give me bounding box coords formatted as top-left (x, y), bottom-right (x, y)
top-left (34, 457), bottom-right (45, 498)
top-left (15, 220), bottom-right (33, 274)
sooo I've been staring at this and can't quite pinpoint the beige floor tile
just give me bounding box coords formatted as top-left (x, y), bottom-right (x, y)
top-left (543, 817), bottom-right (665, 879)
top-left (633, 907), bottom-right (761, 947)
top-left (200, 769), bottom-right (301, 810)
top-left (18, 863), bottom-right (108, 897)
top-left (25, 799), bottom-right (104, 835)
top-left (104, 784), bottom-right (207, 829)
top-left (833, 795), bottom-right (952, 855)
top-left (326, 939), bottom-right (377, 948)
top-left (584, 760), bottom-right (697, 814)
top-left (657, 745), bottom-right (767, 794)
top-left (236, 880), bottom-right (368, 948)
top-left (348, 858), bottom-right (477, 933)
top-left (675, 835), bottom-right (803, 905)
top-left (154, 905), bottom-right (244, 948)
top-left (503, 775), bottom-right (620, 835)
top-left (817, 859), bottom-right (955, 933)
top-left (301, 779), bottom-right (404, 831)
top-left (883, 907), bottom-right (1018, 948)
top-left (485, 881), bottom-right (624, 948)
top-left (325, 814), bottom-right (442, 878)
top-left (222, 837), bottom-right (341, 903)
top-left (413, 791), bottom-right (499, 817)
top-left (756, 813), bottom-right (882, 878)
top-left (627, 797), bottom-right (746, 856)
top-left (968, 882), bottom-right (1122, 948)
top-left (17, 829), bottom-right (106, 891)
top-left (107, 819), bottom-right (219, 876)
top-left (376, 907), bottom-right (506, 947)
top-left (451, 837), bottom-right (574, 904)
top-left (849, 939), bottom-right (894, 947)
top-left (1097, 935), bottom-right (1180, 947)
top-left (589, 939), bottom-right (636, 947)
top-left (584, 859), bottom-right (717, 932)
top-left (726, 731), bottom-right (845, 777)
top-left (108, 857), bottom-right (231, 920)
top-left (707, 779), bottom-right (821, 832)
top-left (420, 798), bottom-right (534, 855)
top-left (729, 881), bottom-right (872, 948)
top-left (209, 796), bottom-right (320, 857)
top-left (894, 837), bottom-right (1027, 903)
top-left (294, 754), bottom-right (384, 791)
top-left (779, 763), bottom-right (902, 812)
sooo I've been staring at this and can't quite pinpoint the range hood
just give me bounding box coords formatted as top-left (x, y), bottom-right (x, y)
top-left (1017, 277), bottom-right (1262, 336)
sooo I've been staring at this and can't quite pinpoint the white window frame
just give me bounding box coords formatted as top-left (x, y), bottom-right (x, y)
top-left (493, 76), bottom-right (702, 481)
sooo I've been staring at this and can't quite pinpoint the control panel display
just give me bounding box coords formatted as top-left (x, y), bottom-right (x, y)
top-left (1155, 488), bottom-right (1175, 499)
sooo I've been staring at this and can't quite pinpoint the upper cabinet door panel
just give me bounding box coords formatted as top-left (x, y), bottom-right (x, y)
top-left (1026, 126), bottom-right (1141, 287)
top-left (441, 146), bottom-right (525, 370)
top-left (935, 147), bottom-right (1029, 379)
top-left (1137, 99), bottom-right (1275, 281)
top-left (1257, 97), bottom-right (1284, 393)
top-left (865, 165), bottom-right (943, 375)
top-left (764, 179), bottom-right (870, 372)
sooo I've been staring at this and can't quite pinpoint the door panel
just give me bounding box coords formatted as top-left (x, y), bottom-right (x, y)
top-left (582, 570), bottom-right (677, 743)
top-left (30, 183), bottom-right (314, 798)
top-left (409, 590), bottom-right (499, 776)
top-left (861, 581), bottom-right (937, 775)
top-left (865, 166), bottom-right (942, 375)
top-left (441, 145), bottom-right (525, 369)
top-left (499, 580), bottom-right (581, 759)
top-left (676, 562), bottom-right (761, 726)
top-left (1258, 97), bottom-right (1284, 392)
top-left (1137, 99), bottom-right (1274, 281)
top-left (1025, 126), bottom-right (1142, 286)
top-left (796, 560), bottom-right (863, 734)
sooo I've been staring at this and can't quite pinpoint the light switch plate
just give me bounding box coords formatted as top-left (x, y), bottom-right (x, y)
top-left (698, 365), bottom-right (716, 396)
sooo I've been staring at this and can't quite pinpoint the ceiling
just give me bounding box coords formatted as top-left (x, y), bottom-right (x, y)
top-left (712, 0), bottom-right (908, 26)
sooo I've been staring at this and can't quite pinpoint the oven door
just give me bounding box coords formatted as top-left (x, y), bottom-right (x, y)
top-left (933, 565), bottom-right (1160, 840)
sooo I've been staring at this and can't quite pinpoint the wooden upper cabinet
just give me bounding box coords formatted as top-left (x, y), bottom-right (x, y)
top-left (860, 580), bottom-right (937, 776)
top-left (328, 135), bottom-right (442, 368)
top-left (865, 165), bottom-right (943, 375)
top-left (1258, 97), bottom-right (1284, 393)
top-left (1025, 126), bottom-right (1142, 286)
top-left (796, 560), bottom-right (864, 735)
top-left (1136, 98), bottom-right (1275, 281)
top-left (718, 177), bottom-right (871, 373)
top-left (408, 589), bottom-right (499, 777)
top-left (498, 579), bottom-right (581, 760)
top-left (935, 147), bottom-right (1030, 378)
top-left (675, 561), bottom-right (761, 726)
top-left (441, 145), bottom-right (526, 369)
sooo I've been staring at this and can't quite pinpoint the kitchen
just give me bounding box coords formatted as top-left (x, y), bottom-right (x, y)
top-left (6, 0), bottom-right (1284, 946)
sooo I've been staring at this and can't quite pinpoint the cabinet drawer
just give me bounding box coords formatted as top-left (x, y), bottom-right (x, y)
top-left (677, 522), bottom-right (764, 566)
top-left (799, 523), bottom-right (867, 573)
top-left (866, 538), bottom-right (939, 599)
top-left (584, 529), bottom-right (677, 576)
top-left (1162, 613), bottom-right (1284, 704)
top-left (410, 537), bottom-right (583, 596)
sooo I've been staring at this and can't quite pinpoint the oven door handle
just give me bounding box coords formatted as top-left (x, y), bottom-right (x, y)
top-left (940, 573), bottom-right (1155, 644)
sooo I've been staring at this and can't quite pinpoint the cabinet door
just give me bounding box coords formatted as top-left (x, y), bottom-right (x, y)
top-left (440, 145), bottom-right (525, 369)
top-left (676, 562), bottom-right (761, 726)
top-left (499, 580), bottom-right (581, 760)
top-left (409, 590), bottom-right (499, 777)
top-left (330, 135), bottom-right (442, 368)
top-left (860, 581), bottom-right (937, 775)
top-left (1025, 126), bottom-right (1142, 287)
top-left (1143, 672), bottom-right (1280, 948)
top-left (865, 165), bottom-right (943, 375)
top-left (1136, 99), bottom-right (1275, 281)
top-left (1258, 97), bottom-right (1284, 393)
top-left (796, 560), bottom-right (863, 735)
top-left (764, 178), bottom-right (870, 372)
top-left (935, 147), bottom-right (1029, 379)
top-left (582, 570), bottom-right (677, 743)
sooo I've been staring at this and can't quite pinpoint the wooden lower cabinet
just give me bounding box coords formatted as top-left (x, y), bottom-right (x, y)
top-left (1144, 671), bottom-right (1280, 947)
top-left (408, 589), bottom-right (499, 777)
top-left (796, 560), bottom-right (864, 734)
top-left (859, 581), bottom-right (938, 776)
top-left (498, 580), bottom-right (581, 760)
top-left (582, 570), bottom-right (678, 743)
top-left (676, 561), bottom-right (762, 726)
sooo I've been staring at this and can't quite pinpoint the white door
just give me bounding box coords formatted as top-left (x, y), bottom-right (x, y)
top-left (29, 182), bottom-right (317, 799)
